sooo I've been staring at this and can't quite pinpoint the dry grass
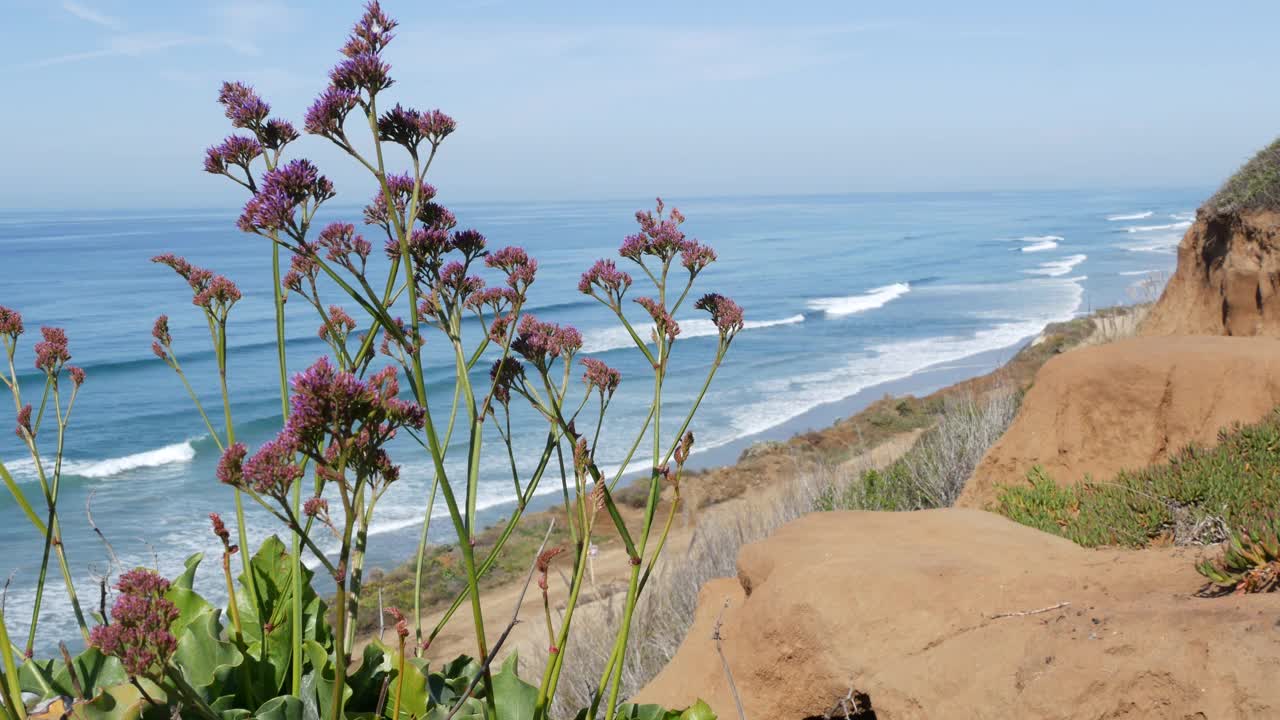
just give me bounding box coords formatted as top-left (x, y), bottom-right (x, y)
top-left (536, 465), bottom-right (830, 718)
top-left (1206, 137), bottom-right (1280, 215)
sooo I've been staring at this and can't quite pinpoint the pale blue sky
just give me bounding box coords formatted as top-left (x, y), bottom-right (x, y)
top-left (1, 0), bottom-right (1277, 208)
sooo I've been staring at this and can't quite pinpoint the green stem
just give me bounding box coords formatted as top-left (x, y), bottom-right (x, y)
top-left (0, 611), bottom-right (24, 720)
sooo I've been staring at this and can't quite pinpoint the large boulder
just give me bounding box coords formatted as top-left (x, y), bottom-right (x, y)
top-left (634, 509), bottom-right (1280, 719)
top-left (956, 334), bottom-right (1280, 509)
top-left (1142, 210), bottom-right (1280, 337)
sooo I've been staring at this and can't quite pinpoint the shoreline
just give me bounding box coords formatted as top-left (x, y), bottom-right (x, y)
top-left (360, 334), bottom-right (1035, 572)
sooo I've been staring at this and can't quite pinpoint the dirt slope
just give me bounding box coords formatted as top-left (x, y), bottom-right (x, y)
top-left (634, 509), bottom-right (1280, 719)
top-left (957, 334), bottom-right (1280, 509)
top-left (1142, 210), bottom-right (1280, 337)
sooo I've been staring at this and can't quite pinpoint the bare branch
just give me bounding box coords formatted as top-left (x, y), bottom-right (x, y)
top-left (712, 598), bottom-right (747, 720)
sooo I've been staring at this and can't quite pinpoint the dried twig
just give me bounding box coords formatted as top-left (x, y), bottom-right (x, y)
top-left (59, 642), bottom-right (85, 699)
top-left (712, 598), bottom-right (747, 720)
top-left (86, 490), bottom-right (121, 571)
top-left (444, 519), bottom-right (556, 720)
top-left (989, 601), bottom-right (1071, 620)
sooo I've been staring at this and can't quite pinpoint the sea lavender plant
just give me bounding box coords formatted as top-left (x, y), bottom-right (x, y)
top-left (7, 3), bottom-right (738, 719)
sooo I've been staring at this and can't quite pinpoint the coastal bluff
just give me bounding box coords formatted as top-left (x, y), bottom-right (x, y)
top-left (957, 334), bottom-right (1280, 509)
top-left (1142, 210), bottom-right (1280, 337)
top-left (635, 509), bottom-right (1280, 718)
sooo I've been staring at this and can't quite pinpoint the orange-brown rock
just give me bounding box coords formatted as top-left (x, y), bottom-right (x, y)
top-left (956, 334), bottom-right (1280, 509)
top-left (634, 509), bottom-right (1280, 719)
top-left (1142, 211), bottom-right (1280, 337)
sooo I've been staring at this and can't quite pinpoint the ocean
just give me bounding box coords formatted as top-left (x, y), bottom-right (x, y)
top-left (0, 189), bottom-right (1199, 652)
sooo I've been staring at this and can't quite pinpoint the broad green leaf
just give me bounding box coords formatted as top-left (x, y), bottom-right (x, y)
top-left (256, 695), bottom-right (305, 720)
top-left (174, 609), bottom-right (244, 689)
top-left (679, 700), bottom-right (716, 720)
top-left (300, 640), bottom-right (352, 720)
top-left (365, 639), bottom-right (430, 720)
top-left (69, 678), bottom-right (166, 720)
top-left (491, 653), bottom-right (536, 720)
top-left (168, 553), bottom-right (213, 638)
top-left (613, 704), bottom-right (682, 720)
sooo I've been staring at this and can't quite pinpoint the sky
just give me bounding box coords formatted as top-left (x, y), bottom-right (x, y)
top-left (1, 0), bottom-right (1278, 208)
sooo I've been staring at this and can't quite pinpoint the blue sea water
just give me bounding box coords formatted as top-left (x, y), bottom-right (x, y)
top-left (0, 189), bottom-right (1199, 650)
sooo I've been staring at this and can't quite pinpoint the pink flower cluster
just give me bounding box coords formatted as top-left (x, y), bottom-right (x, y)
top-left (151, 255), bottom-right (242, 314)
top-left (694, 293), bottom-right (745, 338)
top-left (89, 568), bottom-right (180, 679)
top-left (581, 357), bottom-right (621, 397)
top-left (225, 358), bottom-right (425, 499)
top-left (318, 222), bottom-right (372, 274)
top-left (578, 259), bottom-right (633, 307)
top-left (511, 314), bottom-right (583, 367)
top-left (634, 297), bottom-right (681, 343)
top-left (0, 305), bottom-right (23, 338)
top-left (34, 326), bottom-right (70, 374)
top-left (619, 198), bottom-right (701, 265)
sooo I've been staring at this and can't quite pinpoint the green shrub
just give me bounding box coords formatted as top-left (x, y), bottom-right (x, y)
top-left (1198, 517), bottom-right (1280, 593)
top-left (1206, 137), bottom-right (1280, 215)
top-left (995, 409), bottom-right (1280, 548)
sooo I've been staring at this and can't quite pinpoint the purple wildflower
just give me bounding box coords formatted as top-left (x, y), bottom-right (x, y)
top-left (578, 259), bottom-right (633, 304)
top-left (420, 109), bottom-right (456, 144)
top-left (341, 1), bottom-right (397, 57)
top-left (489, 358), bottom-right (524, 406)
top-left (330, 53), bottom-right (393, 95)
top-left (15, 404), bottom-right (32, 439)
top-left (243, 436), bottom-right (303, 498)
top-left (619, 198), bottom-right (689, 263)
top-left (89, 568), bottom-right (179, 680)
top-left (282, 358), bottom-right (425, 481)
top-left (218, 81), bottom-right (270, 129)
top-left (512, 314), bottom-right (583, 366)
top-left (634, 297), bottom-right (680, 342)
top-left (193, 275), bottom-right (242, 312)
top-left (283, 248), bottom-right (321, 295)
top-left (679, 240), bottom-right (717, 275)
top-left (581, 358), bottom-right (621, 397)
top-left (305, 86), bottom-right (360, 138)
top-left (486, 246), bottom-right (537, 292)
top-left (216, 443), bottom-right (247, 488)
top-left (239, 160), bottom-right (334, 234)
top-left (303, 496), bottom-right (329, 518)
top-left (437, 261), bottom-right (484, 300)
top-left (261, 119), bottom-right (300, 151)
top-left (34, 327), bottom-right (70, 373)
top-left (694, 293), bottom-right (745, 338)
top-left (452, 229), bottom-right (486, 256)
top-left (204, 135), bottom-right (262, 175)
top-left (318, 222), bottom-right (371, 273)
top-left (209, 512), bottom-right (233, 549)
top-left (68, 365), bottom-right (86, 387)
top-left (377, 104), bottom-right (424, 149)
top-left (319, 305), bottom-right (356, 342)
top-left (0, 305), bottom-right (24, 338)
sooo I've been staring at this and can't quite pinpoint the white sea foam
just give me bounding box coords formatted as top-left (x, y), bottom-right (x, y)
top-left (807, 283), bottom-right (911, 317)
top-left (1107, 211), bottom-right (1153, 221)
top-left (1171, 211), bottom-right (1195, 221)
top-left (4, 441), bottom-right (197, 481)
top-left (1019, 235), bottom-right (1064, 243)
top-left (1125, 221), bottom-right (1192, 233)
top-left (581, 314), bottom-right (805, 353)
top-left (1124, 234), bottom-right (1181, 254)
top-left (1020, 239), bottom-right (1059, 253)
top-left (1024, 254), bottom-right (1087, 277)
top-left (1119, 269), bottom-right (1160, 276)
top-left (722, 276), bottom-right (1085, 443)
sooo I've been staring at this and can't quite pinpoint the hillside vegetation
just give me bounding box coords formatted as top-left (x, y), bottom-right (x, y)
top-left (1206, 137), bottom-right (1280, 214)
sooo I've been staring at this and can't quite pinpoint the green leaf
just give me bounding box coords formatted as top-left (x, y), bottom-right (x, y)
top-left (299, 640), bottom-right (351, 720)
top-left (173, 609), bottom-right (245, 690)
top-left (235, 536), bottom-right (332, 698)
top-left (20, 647), bottom-right (129, 699)
top-left (256, 695), bottom-right (305, 720)
top-left (612, 704), bottom-right (682, 720)
top-left (490, 653), bottom-right (536, 720)
top-left (679, 699), bottom-right (717, 720)
top-left (168, 553), bottom-right (213, 638)
top-left (69, 679), bottom-right (167, 720)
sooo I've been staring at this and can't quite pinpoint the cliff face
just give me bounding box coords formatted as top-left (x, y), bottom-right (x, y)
top-left (1142, 210), bottom-right (1280, 336)
top-left (634, 510), bottom-right (1280, 719)
top-left (957, 335), bottom-right (1280, 509)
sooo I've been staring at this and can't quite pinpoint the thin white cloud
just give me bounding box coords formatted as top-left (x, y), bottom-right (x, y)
top-left (62, 1), bottom-right (124, 31)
